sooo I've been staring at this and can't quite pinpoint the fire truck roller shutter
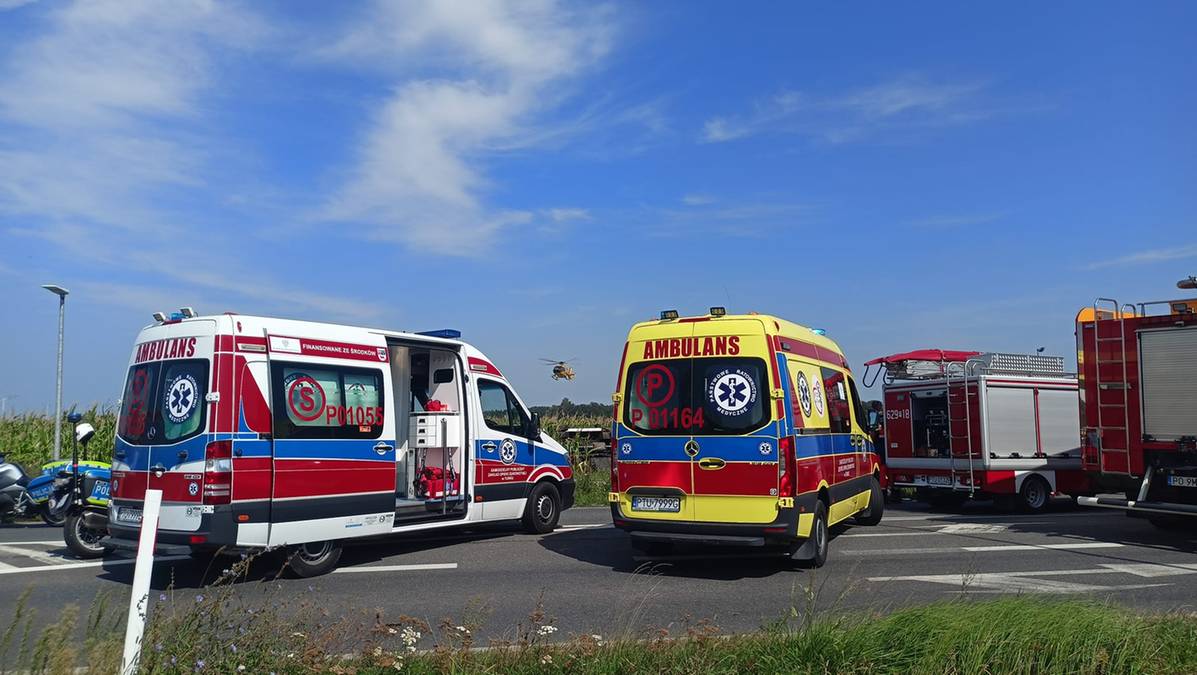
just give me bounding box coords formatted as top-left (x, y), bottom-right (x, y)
top-left (1139, 327), bottom-right (1197, 441)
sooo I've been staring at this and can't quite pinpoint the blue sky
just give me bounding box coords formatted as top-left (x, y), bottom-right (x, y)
top-left (1, 0), bottom-right (1194, 412)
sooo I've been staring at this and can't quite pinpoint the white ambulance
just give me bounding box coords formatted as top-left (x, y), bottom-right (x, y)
top-left (105, 311), bottom-right (574, 576)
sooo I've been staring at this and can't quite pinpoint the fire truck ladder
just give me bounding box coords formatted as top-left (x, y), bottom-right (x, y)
top-left (1091, 298), bottom-right (1135, 476)
top-left (945, 359), bottom-right (982, 497)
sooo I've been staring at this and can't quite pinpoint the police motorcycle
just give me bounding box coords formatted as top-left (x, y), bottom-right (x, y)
top-left (0, 456), bottom-right (74, 526)
top-left (47, 414), bottom-right (113, 558)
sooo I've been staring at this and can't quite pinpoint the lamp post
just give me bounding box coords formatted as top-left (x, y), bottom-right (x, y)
top-left (42, 284), bottom-right (69, 461)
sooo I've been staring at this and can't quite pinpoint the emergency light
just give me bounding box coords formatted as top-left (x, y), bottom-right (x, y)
top-left (709, 306), bottom-right (726, 317)
top-left (179, 307), bottom-right (197, 318)
top-left (659, 310), bottom-right (679, 320)
top-left (417, 329), bottom-right (462, 339)
top-left (811, 328), bottom-right (827, 336)
top-left (152, 312), bottom-right (167, 323)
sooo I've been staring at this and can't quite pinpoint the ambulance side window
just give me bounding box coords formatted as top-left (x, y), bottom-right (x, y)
top-left (271, 362), bottom-right (385, 440)
top-left (820, 367), bottom-right (852, 434)
top-left (846, 376), bottom-right (870, 433)
top-left (478, 380), bottom-right (528, 436)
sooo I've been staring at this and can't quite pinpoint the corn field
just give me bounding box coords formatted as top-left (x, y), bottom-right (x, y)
top-left (0, 405), bottom-right (116, 469)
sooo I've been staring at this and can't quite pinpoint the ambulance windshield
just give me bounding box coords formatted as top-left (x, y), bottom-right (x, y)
top-left (624, 357), bottom-right (770, 435)
top-left (117, 359), bottom-right (209, 445)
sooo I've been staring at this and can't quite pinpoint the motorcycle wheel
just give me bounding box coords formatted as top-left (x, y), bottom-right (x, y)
top-left (64, 513), bottom-right (110, 559)
top-left (41, 506), bottom-right (66, 527)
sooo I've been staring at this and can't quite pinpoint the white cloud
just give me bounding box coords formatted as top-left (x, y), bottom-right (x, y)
top-left (1083, 243), bottom-right (1197, 270)
top-left (545, 208), bottom-right (591, 223)
top-left (319, 0), bottom-right (615, 255)
top-left (0, 0), bottom-right (38, 10)
top-left (0, 1), bottom-right (376, 320)
top-left (681, 194), bottom-right (716, 206)
top-left (701, 75), bottom-right (989, 144)
top-left (909, 213), bottom-right (1003, 228)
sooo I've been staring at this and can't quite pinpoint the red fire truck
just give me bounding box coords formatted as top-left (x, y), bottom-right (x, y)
top-left (866, 349), bottom-right (1091, 511)
top-left (1074, 287), bottom-right (1197, 525)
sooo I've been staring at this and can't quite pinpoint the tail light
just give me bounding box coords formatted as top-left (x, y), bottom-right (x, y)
top-left (203, 440), bottom-right (232, 505)
top-left (778, 436), bottom-right (795, 498)
top-left (609, 436), bottom-right (619, 492)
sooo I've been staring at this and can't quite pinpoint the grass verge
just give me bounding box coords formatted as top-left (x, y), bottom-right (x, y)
top-left (6, 581), bottom-right (1197, 675)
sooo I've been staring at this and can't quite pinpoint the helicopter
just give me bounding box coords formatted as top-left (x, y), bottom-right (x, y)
top-left (540, 358), bottom-right (577, 381)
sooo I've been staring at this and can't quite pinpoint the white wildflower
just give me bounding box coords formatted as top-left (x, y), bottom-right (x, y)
top-left (536, 625), bottom-right (558, 637)
top-left (540, 654), bottom-right (553, 664)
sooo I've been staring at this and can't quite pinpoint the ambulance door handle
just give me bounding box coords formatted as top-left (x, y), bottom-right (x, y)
top-left (373, 442), bottom-right (393, 456)
top-left (481, 442), bottom-right (497, 451)
top-left (177, 451), bottom-right (188, 462)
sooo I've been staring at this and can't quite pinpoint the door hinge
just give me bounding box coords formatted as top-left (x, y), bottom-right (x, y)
top-left (205, 392), bottom-right (220, 403)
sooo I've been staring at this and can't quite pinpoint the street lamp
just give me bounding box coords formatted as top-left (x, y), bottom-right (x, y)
top-left (42, 284), bottom-right (69, 461)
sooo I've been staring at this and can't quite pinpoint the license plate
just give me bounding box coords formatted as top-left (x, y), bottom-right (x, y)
top-left (91, 481), bottom-right (109, 500)
top-left (631, 496), bottom-right (681, 513)
top-left (115, 507), bottom-right (143, 524)
top-left (927, 475), bottom-right (953, 486)
top-left (1168, 475), bottom-right (1197, 488)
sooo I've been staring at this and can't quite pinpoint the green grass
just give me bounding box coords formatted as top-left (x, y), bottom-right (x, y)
top-left (6, 585), bottom-right (1197, 674)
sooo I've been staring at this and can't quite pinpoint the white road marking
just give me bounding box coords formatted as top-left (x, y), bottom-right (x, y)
top-left (0, 540), bottom-right (66, 546)
top-left (882, 511), bottom-right (1114, 522)
top-left (556, 524), bottom-right (609, 531)
top-left (938, 523), bottom-right (1009, 534)
top-left (0, 560), bottom-right (17, 571)
top-left (962, 542), bottom-right (1121, 552)
top-left (869, 562), bottom-right (1197, 594)
top-left (843, 542), bottom-right (1122, 556)
top-left (0, 555), bottom-right (191, 576)
top-left (0, 544), bottom-right (70, 566)
top-left (333, 563), bottom-right (457, 574)
top-left (843, 523), bottom-right (1010, 538)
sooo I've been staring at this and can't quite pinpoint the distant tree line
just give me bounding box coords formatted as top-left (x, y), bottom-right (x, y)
top-left (529, 398), bottom-right (613, 418)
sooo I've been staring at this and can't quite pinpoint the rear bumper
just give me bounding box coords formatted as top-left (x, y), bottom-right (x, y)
top-left (101, 535), bottom-right (193, 557)
top-left (610, 497), bottom-right (802, 547)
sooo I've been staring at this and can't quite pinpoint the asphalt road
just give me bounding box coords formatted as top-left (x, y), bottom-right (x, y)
top-left (3, 499), bottom-right (1197, 643)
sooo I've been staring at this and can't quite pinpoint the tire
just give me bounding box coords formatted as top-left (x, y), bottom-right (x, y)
top-left (793, 500), bottom-right (829, 568)
top-left (521, 481), bottom-right (561, 534)
top-left (286, 540), bottom-right (342, 578)
top-left (855, 476), bottom-right (884, 526)
top-left (40, 506), bottom-right (66, 527)
top-left (1019, 475), bottom-right (1051, 513)
top-left (63, 513), bottom-right (110, 559)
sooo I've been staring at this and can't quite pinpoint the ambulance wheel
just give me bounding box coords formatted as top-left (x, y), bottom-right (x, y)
top-left (1019, 475), bottom-right (1050, 513)
top-left (792, 501), bottom-right (829, 568)
top-left (287, 540), bottom-right (342, 578)
top-left (855, 476), bottom-right (884, 526)
top-left (63, 513), bottom-right (111, 559)
top-left (521, 482), bottom-right (561, 534)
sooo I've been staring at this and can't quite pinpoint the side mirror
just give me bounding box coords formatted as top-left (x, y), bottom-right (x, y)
top-left (528, 412), bottom-right (542, 441)
top-left (75, 423), bottom-right (95, 447)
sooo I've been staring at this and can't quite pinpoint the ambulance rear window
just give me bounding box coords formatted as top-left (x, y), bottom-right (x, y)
top-left (623, 357), bottom-right (770, 435)
top-left (117, 359), bottom-right (209, 445)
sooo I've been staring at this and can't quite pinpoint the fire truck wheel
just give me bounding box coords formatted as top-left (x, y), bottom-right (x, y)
top-left (855, 476), bottom-right (884, 526)
top-left (792, 501), bottom-right (829, 568)
top-left (286, 540), bottom-right (342, 578)
top-left (1019, 475), bottom-right (1050, 513)
top-left (521, 481), bottom-right (561, 534)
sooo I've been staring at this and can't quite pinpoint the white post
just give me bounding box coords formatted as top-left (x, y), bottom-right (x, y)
top-left (121, 489), bottom-right (163, 675)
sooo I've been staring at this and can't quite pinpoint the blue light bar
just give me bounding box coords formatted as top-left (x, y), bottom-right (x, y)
top-left (417, 329), bottom-right (462, 339)
top-left (810, 328), bottom-right (827, 336)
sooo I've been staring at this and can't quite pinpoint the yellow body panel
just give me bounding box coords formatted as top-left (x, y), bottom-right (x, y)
top-left (691, 495), bottom-right (780, 523)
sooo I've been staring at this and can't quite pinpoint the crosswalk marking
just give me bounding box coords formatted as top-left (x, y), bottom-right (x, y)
top-left (842, 541), bottom-right (1122, 556)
